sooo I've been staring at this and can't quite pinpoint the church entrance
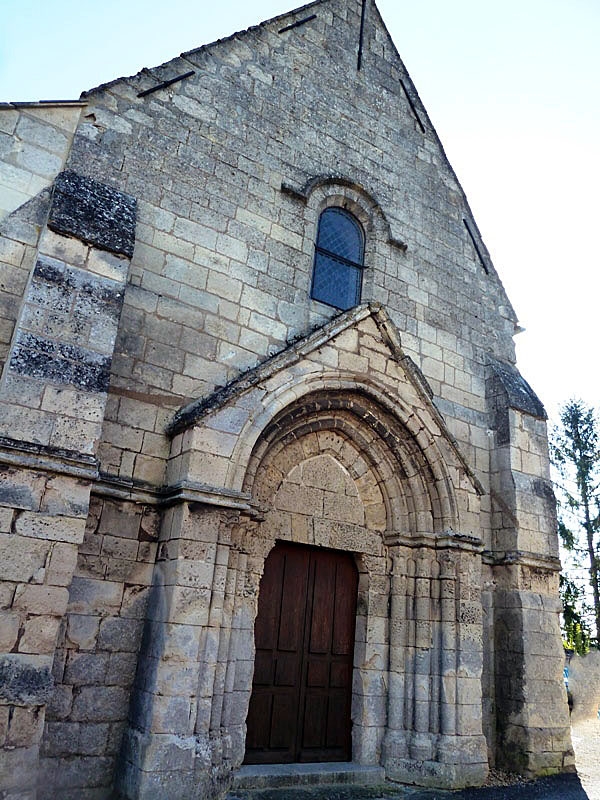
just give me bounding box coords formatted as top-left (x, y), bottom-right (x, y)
top-left (244, 541), bottom-right (358, 764)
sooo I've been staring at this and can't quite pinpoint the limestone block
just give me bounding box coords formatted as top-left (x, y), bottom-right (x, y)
top-left (71, 686), bottom-right (129, 723)
top-left (147, 621), bottom-right (201, 663)
top-left (0, 654), bottom-right (53, 705)
top-left (67, 577), bottom-right (123, 616)
top-left (15, 116), bottom-right (69, 155)
top-left (120, 585), bottom-right (152, 620)
top-left (5, 706), bottom-right (44, 748)
top-left (456, 704), bottom-right (483, 737)
top-left (100, 535), bottom-right (138, 562)
top-left (0, 507), bottom-right (13, 534)
top-left (0, 534), bottom-right (50, 583)
top-left (46, 685), bottom-right (73, 721)
top-left (153, 585), bottom-right (211, 627)
top-left (48, 171), bottom-right (136, 259)
top-left (0, 611), bottom-right (19, 651)
top-left (144, 693), bottom-right (193, 736)
top-left (78, 722), bottom-right (110, 756)
top-left (323, 491), bottom-right (365, 524)
top-left (13, 585), bottom-right (69, 617)
top-left (105, 652), bottom-right (138, 688)
top-left (97, 617), bottom-right (144, 653)
top-left (40, 753), bottom-right (114, 790)
top-left (64, 653), bottom-right (109, 686)
top-left (46, 542), bottom-right (79, 587)
top-left (0, 467), bottom-right (47, 512)
top-left (19, 616), bottom-right (61, 655)
top-left (13, 513), bottom-right (86, 544)
top-left (39, 475), bottom-right (91, 518)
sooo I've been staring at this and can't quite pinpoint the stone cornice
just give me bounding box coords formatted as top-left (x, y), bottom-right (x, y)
top-left (483, 549), bottom-right (562, 572)
top-left (0, 437), bottom-right (98, 481)
top-left (384, 530), bottom-right (484, 553)
top-left (91, 473), bottom-right (263, 517)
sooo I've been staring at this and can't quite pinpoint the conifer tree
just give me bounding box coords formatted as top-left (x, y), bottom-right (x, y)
top-left (552, 399), bottom-right (600, 647)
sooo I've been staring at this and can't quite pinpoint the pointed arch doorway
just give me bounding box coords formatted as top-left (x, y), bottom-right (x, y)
top-left (244, 541), bottom-right (358, 764)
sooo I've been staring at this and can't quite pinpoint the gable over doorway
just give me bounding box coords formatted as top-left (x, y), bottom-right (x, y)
top-left (245, 541), bottom-right (358, 764)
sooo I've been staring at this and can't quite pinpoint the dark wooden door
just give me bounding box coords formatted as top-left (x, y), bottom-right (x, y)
top-left (245, 542), bottom-right (358, 764)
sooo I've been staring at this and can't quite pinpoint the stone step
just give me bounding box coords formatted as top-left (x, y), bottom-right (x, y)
top-left (228, 763), bottom-right (390, 799)
top-left (226, 785), bottom-right (410, 800)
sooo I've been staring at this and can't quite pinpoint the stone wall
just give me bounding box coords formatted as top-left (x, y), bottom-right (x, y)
top-left (38, 495), bottom-right (159, 799)
top-left (0, 169), bottom-right (136, 795)
top-left (568, 650), bottom-right (600, 723)
top-left (57, 0), bottom-right (515, 537)
top-left (0, 103), bottom-right (83, 222)
top-left (0, 103), bottom-right (83, 375)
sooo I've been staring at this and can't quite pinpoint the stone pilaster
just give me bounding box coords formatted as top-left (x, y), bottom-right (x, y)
top-left (382, 535), bottom-right (487, 789)
top-left (0, 171), bottom-right (136, 796)
top-left (116, 502), bottom-right (251, 800)
top-left (487, 359), bottom-right (574, 775)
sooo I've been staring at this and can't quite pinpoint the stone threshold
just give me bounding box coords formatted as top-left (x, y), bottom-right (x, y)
top-left (232, 763), bottom-right (385, 790)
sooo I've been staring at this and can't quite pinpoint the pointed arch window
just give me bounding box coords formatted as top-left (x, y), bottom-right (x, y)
top-left (311, 207), bottom-right (365, 311)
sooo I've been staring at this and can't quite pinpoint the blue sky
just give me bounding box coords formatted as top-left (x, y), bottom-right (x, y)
top-left (1, 0), bottom-right (599, 421)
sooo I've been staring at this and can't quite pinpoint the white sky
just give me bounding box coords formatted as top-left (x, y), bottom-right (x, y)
top-left (1, 0), bottom-right (598, 424)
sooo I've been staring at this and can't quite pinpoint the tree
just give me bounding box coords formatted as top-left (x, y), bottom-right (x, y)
top-left (559, 574), bottom-right (591, 655)
top-left (552, 399), bottom-right (600, 648)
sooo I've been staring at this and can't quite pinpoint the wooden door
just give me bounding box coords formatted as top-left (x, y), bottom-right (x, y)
top-left (244, 542), bottom-right (358, 764)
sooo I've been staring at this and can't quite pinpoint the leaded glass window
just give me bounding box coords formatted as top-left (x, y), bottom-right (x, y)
top-left (311, 208), bottom-right (365, 310)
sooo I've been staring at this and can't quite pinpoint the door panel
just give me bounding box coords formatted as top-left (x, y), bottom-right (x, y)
top-left (245, 542), bottom-right (358, 764)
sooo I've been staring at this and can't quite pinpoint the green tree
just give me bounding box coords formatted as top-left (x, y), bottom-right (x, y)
top-left (559, 574), bottom-right (591, 655)
top-left (552, 399), bottom-right (600, 647)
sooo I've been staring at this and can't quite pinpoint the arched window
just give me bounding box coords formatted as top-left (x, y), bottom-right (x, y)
top-left (311, 207), bottom-right (365, 311)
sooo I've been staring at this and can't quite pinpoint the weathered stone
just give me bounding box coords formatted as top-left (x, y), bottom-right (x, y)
top-left (66, 614), bottom-right (100, 650)
top-left (0, 655), bottom-right (53, 705)
top-left (0, 611), bottom-right (19, 651)
top-left (9, 330), bottom-right (112, 393)
top-left (64, 652), bottom-right (109, 686)
top-left (48, 171), bottom-right (137, 258)
top-left (97, 617), bottom-right (144, 653)
top-left (5, 705), bottom-right (45, 748)
top-left (71, 686), bottom-right (129, 723)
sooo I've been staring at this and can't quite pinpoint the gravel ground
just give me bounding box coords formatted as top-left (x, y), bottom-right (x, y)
top-left (572, 717), bottom-right (600, 799)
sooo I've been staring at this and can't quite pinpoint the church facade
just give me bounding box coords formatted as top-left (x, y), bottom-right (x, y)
top-left (0, 1), bottom-right (573, 798)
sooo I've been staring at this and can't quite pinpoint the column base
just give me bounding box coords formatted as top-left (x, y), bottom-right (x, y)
top-left (386, 758), bottom-right (488, 789)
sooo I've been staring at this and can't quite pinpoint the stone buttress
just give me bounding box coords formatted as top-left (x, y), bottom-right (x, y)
top-left (0, 170), bottom-right (136, 795)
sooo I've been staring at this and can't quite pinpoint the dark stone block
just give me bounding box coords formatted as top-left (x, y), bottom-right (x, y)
top-left (488, 357), bottom-right (546, 420)
top-left (0, 655), bottom-right (53, 705)
top-left (64, 652), bottom-right (109, 686)
top-left (33, 255), bottom-right (65, 284)
top-left (97, 617), bottom-right (144, 653)
top-left (48, 170), bottom-right (137, 258)
top-left (9, 331), bottom-right (111, 392)
top-left (33, 257), bottom-right (123, 315)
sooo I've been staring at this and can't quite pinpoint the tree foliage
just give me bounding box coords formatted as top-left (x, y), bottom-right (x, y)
top-left (559, 574), bottom-right (591, 654)
top-left (552, 399), bottom-right (600, 650)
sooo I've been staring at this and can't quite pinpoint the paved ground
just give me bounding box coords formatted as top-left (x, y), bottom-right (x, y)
top-left (229, 718), bottom-right (599, 800)
top-left (229, 773), bottom-right (588, 800)
top-left (572, 716), bottom-right (600, 799)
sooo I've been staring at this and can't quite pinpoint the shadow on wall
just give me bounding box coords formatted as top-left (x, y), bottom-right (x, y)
top-left (568, 650), bottom-right (600, 722)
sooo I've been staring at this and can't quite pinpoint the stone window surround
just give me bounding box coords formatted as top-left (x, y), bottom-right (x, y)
top-left (282, 175), bottom-right (407, 315)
